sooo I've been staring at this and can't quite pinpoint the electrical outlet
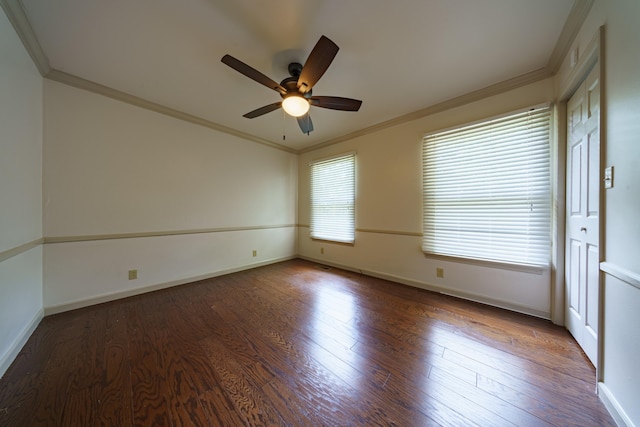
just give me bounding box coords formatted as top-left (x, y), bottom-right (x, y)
top-left (128, 269), bottom-right (138, 280)
top-left (320, 247), bottom-right (324, 254)
top-left (436, 268), bottom-right (444, 278)
top-left (252, 250), bottom-right (257, 257)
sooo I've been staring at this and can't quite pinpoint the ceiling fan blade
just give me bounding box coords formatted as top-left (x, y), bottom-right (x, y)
top-left (297, 114), bottom-right (314, 135)
top-left (297, 35), bottom-right (339, 94)
top-left (221, 54), bottom-right (287, 95)
top-left (310, 96), bottom-right (362, 111)
top-left (243, 102), bottom-right (282, 118)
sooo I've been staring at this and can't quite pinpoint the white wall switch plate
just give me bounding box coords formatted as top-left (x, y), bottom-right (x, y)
top-left (604, 166), bottom-right (614, 189)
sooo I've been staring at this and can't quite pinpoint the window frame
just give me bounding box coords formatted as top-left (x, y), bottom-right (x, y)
top-left (421, 105), bottom-right (552, 269)
top-left (309, 152), bottom-right (356, 244)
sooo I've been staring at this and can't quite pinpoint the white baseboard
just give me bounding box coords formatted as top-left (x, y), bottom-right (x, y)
top-left (44, 256), bottom-right (296, 315)
top-left (0, 308), bottom-right (44, 380)
top-left (298, 255), bottom-right (551, 319)
top-left (598, 382), bottom-right (635, 427)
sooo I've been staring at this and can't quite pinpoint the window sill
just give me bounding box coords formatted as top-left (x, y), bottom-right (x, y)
top-left (311, 237), bottom-right (355, 247)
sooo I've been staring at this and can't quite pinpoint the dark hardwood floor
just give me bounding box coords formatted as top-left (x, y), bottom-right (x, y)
top-left (0, 259), bottom-right (615, 426)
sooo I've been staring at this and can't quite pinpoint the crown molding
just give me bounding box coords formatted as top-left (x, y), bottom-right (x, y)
top-left (546, 0), bottom-right (595, 73)
top-left (44, 69), bottom-right (297, 154)
top-left (0, 0), bottom-right (49, 75)
top-left (3, 0), bottom-right (593, 154)
top-left (300, 67), bottom-right (552, 153)
top-left (301, 0), bottom-right (595, 153)
top-left (1, 0), bottom-right (295, 153)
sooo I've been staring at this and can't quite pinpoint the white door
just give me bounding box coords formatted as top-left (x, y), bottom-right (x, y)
top-left (566, 65), bottom-right (600, 366)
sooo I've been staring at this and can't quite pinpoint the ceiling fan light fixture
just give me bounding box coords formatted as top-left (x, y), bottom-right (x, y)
top-left (222, 36), bottom-right (361, 134)
top-left (282, 94), bottom-right (310, 117)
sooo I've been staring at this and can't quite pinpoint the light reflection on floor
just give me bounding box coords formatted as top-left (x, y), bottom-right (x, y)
top-left (308, 283), bottom-right (365, 391)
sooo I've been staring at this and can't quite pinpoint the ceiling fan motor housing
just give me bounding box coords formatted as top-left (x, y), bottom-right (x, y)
top-left (280, 76), bottom-right (312, 99)
top-left (288, 62), bottom-right (303, 78)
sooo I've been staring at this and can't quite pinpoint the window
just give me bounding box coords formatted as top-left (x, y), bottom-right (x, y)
top-left (422, 106), bottom-right (551, 267)
top-left (310, 153), bottom-right (355, 243)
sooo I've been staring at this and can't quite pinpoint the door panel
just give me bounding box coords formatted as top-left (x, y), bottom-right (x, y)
top-left (586, 244), bottom-right (599, 333)
top-left (570, 143), bottom-right (582, 214)
top-left (583, 243), bottom-right (599, 359)
top-left (568, 239), bottom-right (581, 315)
top-left (565, 64), bottom-right (600, 366)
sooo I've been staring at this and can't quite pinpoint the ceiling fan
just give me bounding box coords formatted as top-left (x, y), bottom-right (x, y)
top-left (221, 35), bottom-right (362, 135)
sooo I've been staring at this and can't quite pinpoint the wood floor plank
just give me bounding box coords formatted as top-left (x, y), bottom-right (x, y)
top-left (428, 366), bottom-right (552, 427)
top-left (161, 338), bottom-right (212, 426)
top-left (0, 259), bottom-right (616, 426)
top-left (97, 339), bottom-right (132, 426)
top-left (260, 379), bottom-right (338, 427)
top-left (198, 385), bottom-right (246, 426)
top-left (95, 304), bottom-right (133, 426)
top-left (377, 371), bottom-right (478, 427)
top-left (440, 339), bottom-right (596, 403)
top-left (59, 384), bottom-right (99, 427)
top-left (295, 337), bottom-right (443, 426)
top-left (199, 336), bottom-right (285, 426)
top-left (218, 281), bottom-right (428, 425)
top-left (476, 373), bottom-right (614, 427)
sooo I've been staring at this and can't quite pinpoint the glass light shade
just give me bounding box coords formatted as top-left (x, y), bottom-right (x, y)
top-left (282, 95), bottom-right (310, 117)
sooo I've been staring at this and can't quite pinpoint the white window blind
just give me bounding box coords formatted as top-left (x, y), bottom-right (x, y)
top-left (422, 106), bottom-right (551, 267)
top-left (310, 153), bottom-right (355, 243)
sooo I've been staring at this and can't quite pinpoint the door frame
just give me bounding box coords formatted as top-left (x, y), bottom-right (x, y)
top-left (553, 26), bottom-right (605, 380)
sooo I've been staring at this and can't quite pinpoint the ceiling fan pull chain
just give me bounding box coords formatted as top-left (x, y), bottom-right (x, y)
top-left (282, 110), bottom-right (286, 141)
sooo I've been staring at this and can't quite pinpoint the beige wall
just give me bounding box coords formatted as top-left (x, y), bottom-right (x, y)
top-left (42, 79), bottom-right (298, 312)
top-left (0, 10), bottom-right (43, 377)
top-left (298, 78), bottom-right (557, 318)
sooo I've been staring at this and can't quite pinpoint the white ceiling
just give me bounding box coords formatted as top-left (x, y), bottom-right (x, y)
top-left (17, 0), bottom-right (576, 151)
